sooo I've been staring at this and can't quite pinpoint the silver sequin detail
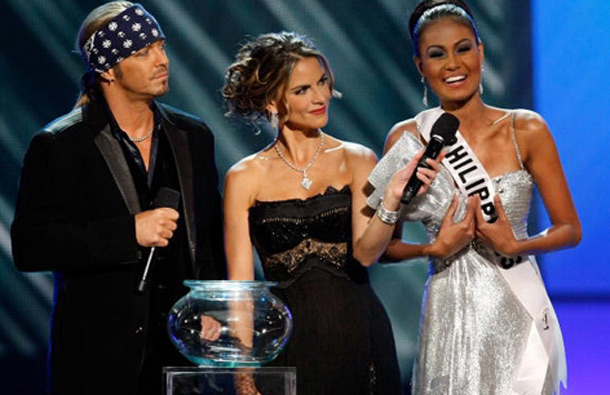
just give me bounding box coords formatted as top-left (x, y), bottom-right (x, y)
top-left (368, 131), bottom-right (564, 395)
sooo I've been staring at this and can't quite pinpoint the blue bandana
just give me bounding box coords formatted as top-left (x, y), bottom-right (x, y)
top-left (83, 4), bottom-right (166, 73)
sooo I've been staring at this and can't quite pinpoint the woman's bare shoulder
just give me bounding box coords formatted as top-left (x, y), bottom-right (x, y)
top-left (511, 109), bottom-right (552, 141)
top-left (511, 108), bottom-right (546, 128)
top-left (328, 136), bottom-right (377, 167)
top-left (225, 149), bottom-right (273, 185)
top-left (508, 109), bottom-right (557, 167)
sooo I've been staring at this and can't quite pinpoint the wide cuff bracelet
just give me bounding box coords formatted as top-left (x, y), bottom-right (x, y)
top-left (376, 201), bottom-right (400, 225)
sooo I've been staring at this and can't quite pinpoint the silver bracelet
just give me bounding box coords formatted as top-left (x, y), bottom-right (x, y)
top-left (376, 200), bottom-right (400, 225)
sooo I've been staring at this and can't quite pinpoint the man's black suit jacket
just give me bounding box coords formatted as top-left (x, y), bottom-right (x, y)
top-left (11, 95), bottom-right (226, 394)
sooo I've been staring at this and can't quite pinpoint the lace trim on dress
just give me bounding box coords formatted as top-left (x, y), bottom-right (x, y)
top-left (262, 238), bottom-right (348, 274)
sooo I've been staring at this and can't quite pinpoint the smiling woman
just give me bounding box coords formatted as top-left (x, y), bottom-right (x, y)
top-left (220, 31), bottom-right (442, 395)
top-left (415, 21), bottom-right (483, 107)
top-left (272, 57), bottom-right (331, 134)
top-left (365, 1), bottom-right (582, 394)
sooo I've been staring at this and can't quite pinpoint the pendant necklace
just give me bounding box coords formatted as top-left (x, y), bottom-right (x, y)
top-left (274, 132), bottom-right (325, 190)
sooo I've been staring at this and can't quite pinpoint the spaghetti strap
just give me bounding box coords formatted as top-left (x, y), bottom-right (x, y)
top-left (509, 111), bottom-right (525, 170)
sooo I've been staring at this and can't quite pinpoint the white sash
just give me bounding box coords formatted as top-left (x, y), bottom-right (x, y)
top-left (416, 109), bottom-right (497, 221)
top-left (415, 107), bottom-right (566, 394)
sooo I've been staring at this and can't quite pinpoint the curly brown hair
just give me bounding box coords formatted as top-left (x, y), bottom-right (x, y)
top-left (222, 32), bottom-right (336, 125)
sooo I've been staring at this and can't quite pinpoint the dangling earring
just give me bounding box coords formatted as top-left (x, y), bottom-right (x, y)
top-left (270, 112), bottom-right (279, 130)
top-left (479, 66), bottom-right (484, 95)
top-left (421, 76), bottom-right (428, 107)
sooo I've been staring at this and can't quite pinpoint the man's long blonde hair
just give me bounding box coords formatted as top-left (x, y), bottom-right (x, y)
top-left (73, 1), bottom-right (133, 108)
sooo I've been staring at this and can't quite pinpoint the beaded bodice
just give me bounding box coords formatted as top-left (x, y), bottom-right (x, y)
top-left (248, 186), bottom-right (356, 284)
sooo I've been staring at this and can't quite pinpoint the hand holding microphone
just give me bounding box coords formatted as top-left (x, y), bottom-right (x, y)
top-left (136, 187), bottom-right (181, 292)
top-left (135, 208), bottom-right (179, 248)
top-left (401, 112), bottom-right (459, 205)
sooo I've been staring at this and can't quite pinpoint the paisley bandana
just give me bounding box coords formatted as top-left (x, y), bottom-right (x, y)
top-left (82, 4), bottom-right (165, 73)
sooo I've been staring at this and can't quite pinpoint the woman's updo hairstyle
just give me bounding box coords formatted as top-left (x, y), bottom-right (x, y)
top-left (223, 31), bottom-right (336, 124)
top-left (408, 0), bottom-right (480, 56)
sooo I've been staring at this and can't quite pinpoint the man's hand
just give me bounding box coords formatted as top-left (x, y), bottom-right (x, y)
top-left (135, 208), bottom-right (179, 247)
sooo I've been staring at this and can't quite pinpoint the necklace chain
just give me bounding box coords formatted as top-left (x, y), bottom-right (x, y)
top-left (274, 132), bottom-right (325, 190)
top-left (128, 128), bottom-right (154, 143)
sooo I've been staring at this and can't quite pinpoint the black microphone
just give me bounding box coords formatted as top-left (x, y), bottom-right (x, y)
top-left (401, 113), bottom-right (459, 205)
top-left (137, 187), bottom-right (181, 293)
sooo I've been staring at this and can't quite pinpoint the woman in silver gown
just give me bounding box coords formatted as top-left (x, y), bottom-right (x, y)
top-left (366, 1), bottom-right (581, 394)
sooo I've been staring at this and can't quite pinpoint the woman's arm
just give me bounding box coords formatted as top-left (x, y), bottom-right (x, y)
top-left (223, 160), bottom-right (258, 280)
top-left (351, 142), bottom-right (441, 266)
top-left (384, 195), bottom-right (476, 261)
top-left (372, 120), bottom-right (476, 263)
top-left (475, 111), bottom-right (581, 256)
top-left (221, 162), bottom-right (260, 389)
top-left (350, 145), bottom-right (409, 267)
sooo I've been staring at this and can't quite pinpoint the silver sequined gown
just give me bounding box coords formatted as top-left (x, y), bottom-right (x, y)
top-left (367, 120), bottom-right (566, 395)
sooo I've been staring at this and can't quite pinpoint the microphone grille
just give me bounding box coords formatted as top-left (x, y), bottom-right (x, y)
top-left (431, 112), bottom-right (460, 144)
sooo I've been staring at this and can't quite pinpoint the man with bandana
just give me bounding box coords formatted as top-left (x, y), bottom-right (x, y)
top-left (11, 2), bottom-right (226, 394)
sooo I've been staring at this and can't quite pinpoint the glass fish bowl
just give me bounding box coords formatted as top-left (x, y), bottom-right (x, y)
top-left (168, 280), bottom-right (292, 366)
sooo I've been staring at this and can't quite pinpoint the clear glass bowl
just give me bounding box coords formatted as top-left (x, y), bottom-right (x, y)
top-left (168, 280), bottom-right (292, 366)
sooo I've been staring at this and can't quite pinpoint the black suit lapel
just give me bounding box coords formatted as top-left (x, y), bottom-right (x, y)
top-left (161, 115), bottom-right (197, 266)
top-left (94, 125), bottom-right (142, 215)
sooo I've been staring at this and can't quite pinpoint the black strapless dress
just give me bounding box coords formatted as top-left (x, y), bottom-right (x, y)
top-left (248, 186), bottom-right (401, 395)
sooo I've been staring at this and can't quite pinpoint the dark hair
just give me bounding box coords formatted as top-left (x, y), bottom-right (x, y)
top-left (408, 0), bottom-right (480, 56)
top-left (74, 1), bottom-right (133, 108)
top-left (222, 31), bottom-right (336, 125)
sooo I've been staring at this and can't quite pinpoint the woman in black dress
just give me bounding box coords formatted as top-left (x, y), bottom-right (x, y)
top-left (221, 32), bottom-right (439, 394)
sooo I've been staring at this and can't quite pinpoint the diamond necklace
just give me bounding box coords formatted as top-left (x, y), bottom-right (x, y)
top-left (274, 132), bottom-right (325, 190)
